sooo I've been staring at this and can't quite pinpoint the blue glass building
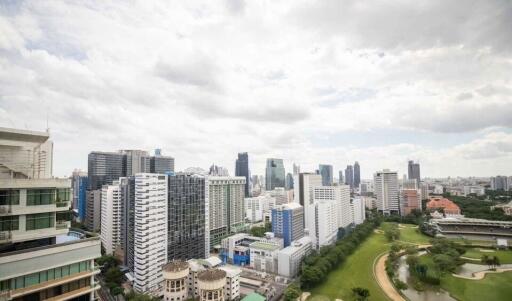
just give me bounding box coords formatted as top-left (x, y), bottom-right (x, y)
top-left (77, 176), bottom-right (88, 221)
top-left (271, 203), bottom-right (304, 247)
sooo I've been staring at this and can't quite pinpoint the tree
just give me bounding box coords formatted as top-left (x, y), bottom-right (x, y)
top-left (406, 255), bottom-right (419, 268)
top-left (284, 283), bottom-right (302, 301)
top-left (384, 223), bottom-right (401, 241)
top-left (125, 291), bottom-right (158, 301)
top-left (105, 267), bottom-right (123, 287)
top-left (352, 287), bottom-right (370, 301)
top-left (433, 254), bottom-right (457, 272)
top-left (96, 255), bottom-right (119, 273)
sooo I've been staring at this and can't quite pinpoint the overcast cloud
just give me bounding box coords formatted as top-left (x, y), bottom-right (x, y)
top-left (1, 0), bottom-right (511, 178)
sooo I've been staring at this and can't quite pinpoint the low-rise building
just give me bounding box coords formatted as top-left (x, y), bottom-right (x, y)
top-left (249, 241), bottom-right (280, 274)
top-left (426, 197), bottom-right (461, 217)
top-left (220, 233), bottom-right (283, 266)
top-left (277, 236), bottom-right (312, 278)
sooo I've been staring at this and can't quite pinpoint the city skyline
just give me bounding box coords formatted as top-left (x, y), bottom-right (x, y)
top-left (1, 1), bottom-right (511, 178)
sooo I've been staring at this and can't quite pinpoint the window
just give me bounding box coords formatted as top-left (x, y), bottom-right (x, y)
top-left (26, 213), bottom-right (54, 230)
top-left (56, 189), bottom-right (70, 202)
top-left (0, 216), bottom-right (19, 231)
top-left (0, 190), bottom-right (20, 205)
top-left (26, 189), bottom-right (55, 206)
top-left (56, 211), bottom-right (72, 222)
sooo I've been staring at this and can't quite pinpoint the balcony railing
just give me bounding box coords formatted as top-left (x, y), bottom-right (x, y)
top-left (0, 231), bottom-right (11, 242)
top-left (56, 202), bottom-right (69, 208)
top-left (55, 222), bottom-right (68, 229)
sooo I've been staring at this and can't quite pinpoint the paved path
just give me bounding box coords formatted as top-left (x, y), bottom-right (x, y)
top-left (373, 252), bottom-right (406, 301)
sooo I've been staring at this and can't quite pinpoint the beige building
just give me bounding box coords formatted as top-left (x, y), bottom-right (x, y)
top-left (0, 127), bottom-right (101, 301)
top-left (197, 269), bottom-right (227, 301)
top-left (162, 261), bottom-right (190, 301)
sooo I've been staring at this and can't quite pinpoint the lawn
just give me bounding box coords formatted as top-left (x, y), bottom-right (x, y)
top-left (462, 248), bottom-right (512, 264)
top-left (397, 224), bottom-right (431, 245)
top-left (308, 223), bottom-right (431, 301)
top-left (441, 272), bottom-right (512, 301)
top-left (309, 231), bottom-right (390, 301)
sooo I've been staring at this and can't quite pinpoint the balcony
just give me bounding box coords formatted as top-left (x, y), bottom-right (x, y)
top-left (56, 221), bottom-right (69, 229)
top-left (56, 201), bottom-right (69, 208)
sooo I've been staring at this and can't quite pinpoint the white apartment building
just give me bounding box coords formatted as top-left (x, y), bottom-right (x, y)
top-left (100, 181), bottom-right (122, 255)
top-left (133, 173), bottom-right (168, 295)
top-left (277, 236), bottom-right (312, 278)
top-left (208, 177), bottom-right (246, 248)
top-left (294, 173), bottom-right (322, 240)
top-left (245, 194), bottom-right (276, 223)
top-left (374, 170), bottom-right (399, 215)
top-left (313, 200), bottom-right (338, 249)
top-left (0, 127), bottom-right (101, 301)
top-left (463, 186), bottom-right (485, 196)
top-left (351, 198), bottom-right (366, 225)
top-left (269, 187), bottom-right (288, 205)
top-left (313, 185), bottom-right (351, 228)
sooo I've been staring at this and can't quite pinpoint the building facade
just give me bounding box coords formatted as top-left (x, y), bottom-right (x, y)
top-left (318, 164), bottom-right (333, 186)
top-left (353, 162), bottom-right (361, 189)
top-left (271, 203), bottom-right (304, 247)
top-left (407, 160), bottom-right (421, 185)
top-left (235, 153), bottom-right (250, 197)
top-left (168, 173), bottom-right (209, 261)
top-left (374, 169), bottom-right (399, 215)
top-left (313, 185), bottom-right (351, 228)
top-left (208, 177), bottom-right (246, 248)
top-left (265, 159), bottom-right (285, 191)
top-left (133, 173), bottom-right (168, 295)
top-left (100, 181), bottom-right (122, 255)
top-left (277, 236), bottom-right (312, 278)
top-left (345, 165), bottom-right (354, 189)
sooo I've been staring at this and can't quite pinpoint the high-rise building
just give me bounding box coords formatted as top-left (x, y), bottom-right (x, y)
top-left (312, 200), bottom-right (338, 249)
top-left (313, 185), bottom-right (351, 228)
top-left (345, 165), bottom-right (354, 189)
top-left (209, 165), bottom-right (229, 176)
top-left (319, 164), bottom-right (333, 186)
top-left (353, 161), bottom-right (361, 189)
top-left (265, 158), bottom-right (285, 191)
top-left (490, 176), bottom-right (509, 191)
top-left (133, 173), bottom-right (168, 295)
top-left (100, 181), bottom-right (122, 255)
top-left (351, 198), bottom-right (366, 225)
top-left (71, 170), bottom-right (88, 222)
top-left (120, 176), bottom-right (136, 272)
top-left (208, 176), bottom-right (246, 248)
top-left (120, 150), bottom-right (151, 175)
top-left (150, 150), bottom-right (174, 174)
top-left (338, 170), bottom-right (344, 185)
top-left (285, 173), bottom-right (294, 190)
top-left (235, 152), bottom-right (250, 197)
top-left (374, 169), bottom-right (399, 215)
top-left (293, 164), bottom-right (300, 175)
top-left (87, 151), bottom-right (124, 231)
top-left (271, 203), bottom-right (304, 247)
top-left (0, 127), bottom-right (101, 301)
top-left (294, 173), bottom-right (322, 231)
top-left (407, 160), bottom-right (421, 184)
top-left (400, 189), bottom-right (421, 216)
top-left (168, 173), bottom-right (209, 260)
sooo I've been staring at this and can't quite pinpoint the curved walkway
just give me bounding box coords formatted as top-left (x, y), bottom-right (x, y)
top-left (452, 267), bottom-right (512, 280)
top-left (373, 252), bottom-right (406, 301)
top-left (373, 245), bottom-right (432, 301)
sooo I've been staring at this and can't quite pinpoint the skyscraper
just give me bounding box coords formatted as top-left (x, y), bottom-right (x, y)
top-left (345, 165), bottom-right (354, 189)
top-left (338, 170), bottom-right (344, 185)
top-left (168, 173), bottom-right (209, 260)
top-left (374, 169), bottom-right (399, 215)
top-left (71, 170), bottom-right (88, 222)
top-left (407, 160), bottom-right (421, 184)
top-left (235, 152), bottom-right (250, 197)
top-left (100, 181), bottom-right (122, 255)
top-left (120, 149), bottom-right (151, 175)
top-left (150, 150), bottom-right (174, 174)
top-left (271, 203), bottom-right (305, 247)
top-left (133, 173), bottom-right (168, 295)
top-left (265, 158), bottom-right (285, 191)
top-left (208, 176), bottom-right (246, 248)
top-left (490, 176), bottom-right (509, 191)
top-left (319, 164), bottom-right (333, 186)
top-left (353, 161), bottom-right (361, 189)
top-left (285, 173), bottom-right (294, 190)
top-left (0, 127), bottom-right (101, 301)
top-left (293, 163), bottom-right (300, 175)
top-left (314, 185), bottom-right (351, 228)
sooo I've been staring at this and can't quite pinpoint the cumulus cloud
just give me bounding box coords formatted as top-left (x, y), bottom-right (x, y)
top-left (0, 0), bottom-right (511, 177)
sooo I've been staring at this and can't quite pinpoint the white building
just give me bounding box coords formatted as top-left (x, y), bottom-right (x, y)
top-left (313, 185), bottom-right (351, 228)
top-left (374, 170), bottom-right (399, 215)
top-left (277, 236), bottom-right (312, 278)
top-left (245, 194), bottom-right (276, 223)
top-left (208, 176), bottom-right (246, 247)
top-left (433, 184), bottom-right (444, 195)
top-left (269, 187), bottom-right (288, 205)
top-left (294, 173), bottom-right (322, 240)
top-left (100, 181), bottom-right (122, 255)
top-left (187, 259), bottom-right (241, 301)
top-left (313, 200), bottom-right (338, 249)
top-left (249, 241), bottom-right (281, 274)
top-left (463, 186), bottom-right (486, 196)
top-left (351, 198), bottom-right (366, 225)
top-left (133, 173), bottom-right (168, 295)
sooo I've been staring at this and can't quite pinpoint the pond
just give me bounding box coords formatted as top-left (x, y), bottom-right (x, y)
top-left (397, 253), bottom-right (456, 301)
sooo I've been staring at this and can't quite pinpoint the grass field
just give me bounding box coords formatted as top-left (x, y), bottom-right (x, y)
top-left (397, 224), bottom-right (431, 245)
top-left (462, 248), bottom-right (512, 264)
top-left (441, 272), bottom-right (512, 301)
top-left (309, 230), bottom-right (390, 301)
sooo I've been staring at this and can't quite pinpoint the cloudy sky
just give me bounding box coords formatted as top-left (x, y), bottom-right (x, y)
top-left (1, 0), bottom-right (511, 179)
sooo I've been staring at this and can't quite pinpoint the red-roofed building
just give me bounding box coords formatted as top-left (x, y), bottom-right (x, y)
top-left (426, 197), bottom-right (461, 216)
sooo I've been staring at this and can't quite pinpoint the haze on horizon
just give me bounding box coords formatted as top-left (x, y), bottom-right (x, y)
top-left (0, 0), bottom-right (511, 178)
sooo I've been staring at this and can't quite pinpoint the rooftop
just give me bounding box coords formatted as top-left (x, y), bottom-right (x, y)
top-left (278, 236), bottom-right (312, 255)
top-left (163, 260), bottom-right (189, 272)
top-left (249, 241), bottom-right (280, 251)
top-left (0, 127), bottom-right (49, 144)
top-left (197, 269), bottom-right (226, 281)
top-left (241, 293), bottom-right (266, 301)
